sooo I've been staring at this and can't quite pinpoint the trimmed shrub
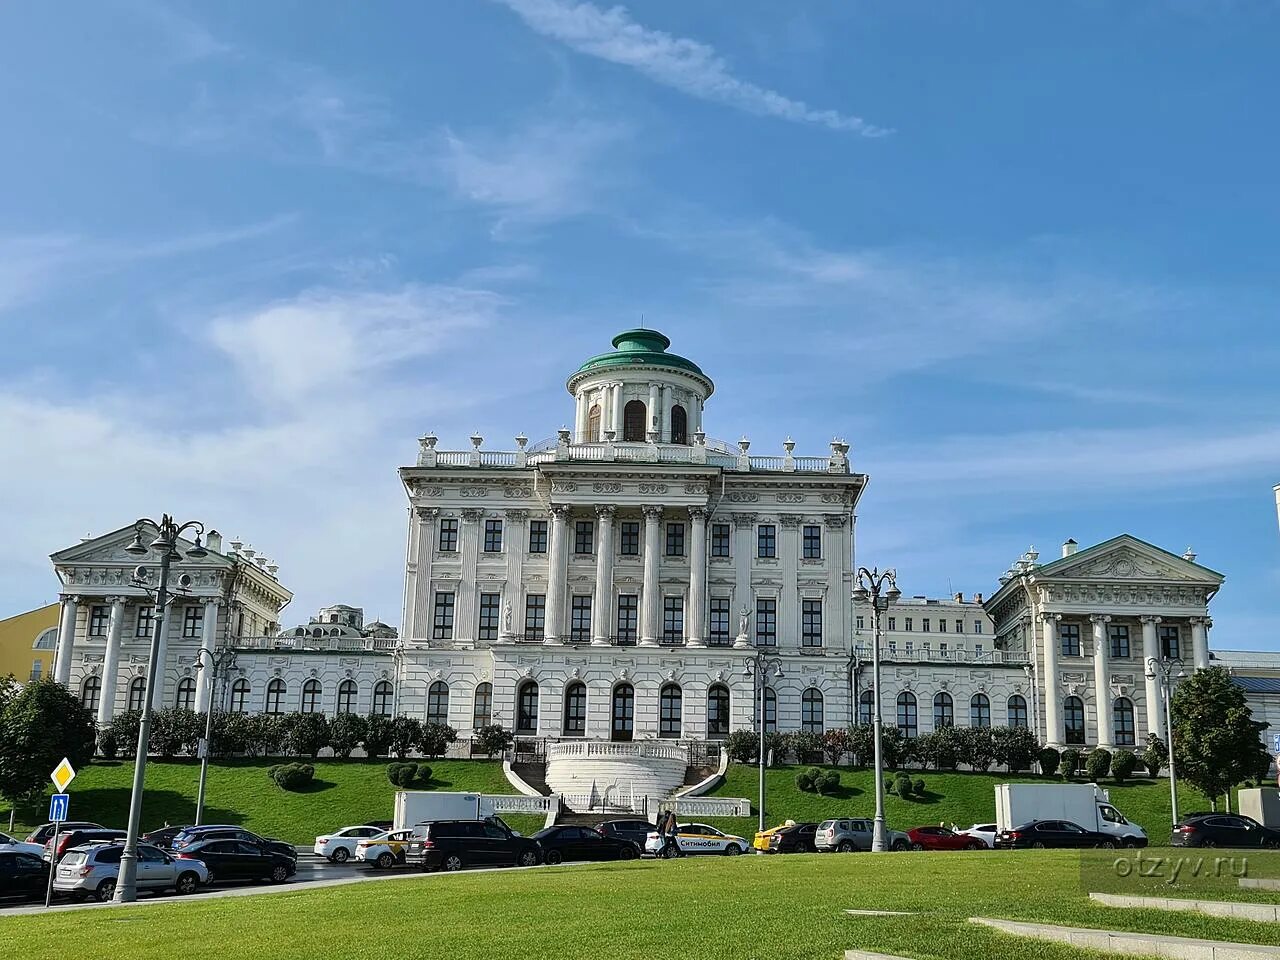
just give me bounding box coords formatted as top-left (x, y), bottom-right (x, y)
top-left (282, 712), bottom-right (330, 759)
top-left (1038, 746), bottom-right (1060, 777)
top-left (724, 730), bottom-right (757, 763)
top-left (1085, 747), bottom-right (1112, 782)
top-left (269, 762), bottom-right (314, 791)
top-left (816, 770), bottom-right (841, 796)
top-left (97, 728), bottom-right (119, 761)
top-left (1112, 749), bottom-right (1138, 783)
top-left (894, 772), bottom-right (913, 799)
top-left (1060, 748), bottom-right (1080, 778)
top-left (474, 724), bottom-right (514, 759)
top-left (386, 762), bottom-right (420, 787)
top-left (912, 777), bottom-right (926, 797)
top-left (418, 722), bottom-right (458, 759)
top-left (795, 769), bottom-right (815, 792)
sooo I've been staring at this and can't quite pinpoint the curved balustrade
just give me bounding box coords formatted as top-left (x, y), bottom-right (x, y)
top-left (546, 740), bottom-right (689, 763)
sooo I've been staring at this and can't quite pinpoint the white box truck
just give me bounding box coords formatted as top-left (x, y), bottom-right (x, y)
top-left (393, 792), bottom-right (496, 831)
top-left (994, 783), bottom-right (1147, 846)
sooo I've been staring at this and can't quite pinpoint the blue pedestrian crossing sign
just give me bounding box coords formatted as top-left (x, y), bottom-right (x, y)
top-left (49, 793), bottom-right (69, 823)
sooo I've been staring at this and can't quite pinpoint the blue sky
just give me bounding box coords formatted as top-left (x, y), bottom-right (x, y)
top-left (2, 1), bottom-right (1278, 645)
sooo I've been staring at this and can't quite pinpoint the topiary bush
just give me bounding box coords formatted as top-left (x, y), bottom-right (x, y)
top-left (1060, 748), bottom-right (1080, 778)
top-left (1111, 749), bottom-right (1138, 783)
top-left (894, 772), bottom-right (913, 799)
top-left (96, 728), bottom-right (119, 761)
top-left (816, 770), bottom-right (841, 796)
top-left (386, 762), bottom-right (420, 787)
top-left (912, 777), bottom-right (926, 797)
top-left (1038, 746), bottom-right (1060, 777)
top-left (269, 762), bottom-right (314, 791)
top-left (795, 769), bottom-right (816, 792)
top-left (1085, 747), bottom-right (1112, 782)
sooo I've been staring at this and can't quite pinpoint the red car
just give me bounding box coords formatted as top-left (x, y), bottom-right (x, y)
top-left (906, 826), bottom-right (985, 851)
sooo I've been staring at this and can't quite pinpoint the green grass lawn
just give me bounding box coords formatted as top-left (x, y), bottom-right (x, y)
top-left (7, 850), bottom-right (1280, 960)
top-left (701, 763), bottom-right (1227, 843)
top-left (3, 759), bottom-right (520, 843)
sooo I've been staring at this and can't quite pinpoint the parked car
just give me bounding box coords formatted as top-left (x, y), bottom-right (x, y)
top-left (595, 819), bottom-right (656, 850)
top-left (44, 829), bottom-right (127, 863)
top-left (172, 826), bottom-right (296, 862)
top-left (0, 851), bottom-right (49, 901)
top-left (994, 819), bottom-right (1113, 849)
top-left (906, 826), bottom-right (986, 851)
top-left (1171, 813), bottom-right (1280, 849)
top-left (175, 838), bottom-right (294, 885)
top-left (644, 823), bottom-right (749, 858)
top-left (141, 826), bottom-right (189, 850)
top-left (26, 821), bottom-right (102, 846)
top-left (54, 842), bottom-right (208, 902)
top-left (815, 819), bottom-right (910, 853)
top-left (355, 829), bottom-right (416, 869)
top-left (0, 831), bottom-right (47, 858)
top-left (958, 823), bottom-right (998, 849)
top-left (753, 821), bottom-right (819, 853)
top-left (313, 825), bottom-right (387, 863)
top-left (533, 826), bottom-right (639, 864)
top-left (419, 819), bottom-right (542, 871)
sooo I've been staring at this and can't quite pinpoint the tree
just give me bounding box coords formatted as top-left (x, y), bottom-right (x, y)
top-left (1084, 747), bottom-right (1112, 781)
top-left (1142, 733), bottom-right (1167, 778)
top-left (1112, 750), bottom-right (1138, 782)
top-left (0, 679), bottom-right (97, 810)
top-left (1038, 746), bottom-right (1060, 777)
top-left (363, 715), bottom-right (394, 759)
top-left (821, 728), bottom-right (852, 766)
top-left (958, 727), bottom-right (996, 773)
top-left (473, 724), bottom-right (513, 759)
top-left (992, 726), bottom-right (1040, 772)
top-left (328, 713), bottom-right (368, 759)
top-left (390, 716), bottom-right (422, 759)
top-left (1171, 666), bottom-right (1269, 807)
top-left (724, 730), bottom-right (757, 763)
top-left (790, 731), bottom-right (824, 764)
top-left (282, 712), bottom-right (331, 759)
top-left (418, 722), bottom-right (458, 759)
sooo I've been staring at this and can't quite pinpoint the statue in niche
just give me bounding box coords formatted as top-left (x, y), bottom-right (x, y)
top-left (503, 600), bottom-right (514, 634)
top-left (738, 607), bottom-right (751, 638)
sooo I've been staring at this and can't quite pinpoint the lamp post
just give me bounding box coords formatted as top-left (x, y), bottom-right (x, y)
top-left (116, 515), bottom-right (208, 904)
top-left (1146, 655), bottom-right (1187, 829)
top-left (744, 652), bottom-right (785, 838)
top-left (852, 567), bottom-right (901, 853)
top-left (194, 645), bottom-right (237, 826)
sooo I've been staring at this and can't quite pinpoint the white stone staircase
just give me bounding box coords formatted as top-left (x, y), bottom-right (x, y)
top-left (545, 741), bottom-right (689, 812)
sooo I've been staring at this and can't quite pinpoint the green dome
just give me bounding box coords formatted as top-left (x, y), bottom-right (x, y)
top-left (573, 329), bottom-right (711, 382)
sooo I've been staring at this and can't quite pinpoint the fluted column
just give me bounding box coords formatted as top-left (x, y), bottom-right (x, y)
top-left (687, 507), bottom-right (708, 647)
top-left (659, 385), bottom-right (671, 442)
top-left (409, 507), bottom-right (438, 638)
top-left (545, 505), bottom-right (571, 644)
top-left (151, 601), bottom-right (172, 710)
top-left (193, 599), bottom-right (221, 713)
top-left (647, 383), bottom-right (659, 439)
top-left (1190, 616), bottom-right (1210, 670)
top-left (1091, 614), bottom-right (1113, 748)
top-left (53, 595), bottom-right (80, 685)
top-left (97, 598), bottom-right (126, 726)
top-left (1041, 613), bottom-right (1063, 747)
top-left (1140, 615), bottom-right (1163, 739)
top-left (592, 505), bottom-right (616, 645)
top-left (639, 505), bottom-right (663, 646)
top-left (611, 383), bottom-right (623, 437)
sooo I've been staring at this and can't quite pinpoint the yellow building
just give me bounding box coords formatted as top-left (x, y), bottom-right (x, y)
top-left (0, 603), bottom-right (59, 683)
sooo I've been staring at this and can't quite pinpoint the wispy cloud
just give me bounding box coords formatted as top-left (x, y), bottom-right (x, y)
top-left (495, 0), bottom-right (887, 135)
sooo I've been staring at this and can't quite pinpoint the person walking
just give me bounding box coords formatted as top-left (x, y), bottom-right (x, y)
top-left (659, 809), bottom-right (680, 859)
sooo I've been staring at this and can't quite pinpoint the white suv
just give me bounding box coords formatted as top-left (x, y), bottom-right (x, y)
top-left (54, 843), bottom-right (208, 902)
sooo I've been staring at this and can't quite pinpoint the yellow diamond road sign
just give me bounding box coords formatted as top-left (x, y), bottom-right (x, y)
top-left (51, 758), bottom-right (76, 792)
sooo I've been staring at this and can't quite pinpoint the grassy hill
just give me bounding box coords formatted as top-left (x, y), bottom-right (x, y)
top-left (4, 759), bottom-right (529, 842)
top-left (701, 762), bottom-right (1227, 843)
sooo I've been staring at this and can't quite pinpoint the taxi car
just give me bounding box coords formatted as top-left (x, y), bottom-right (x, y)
top-left (354, 829), bottom-right (416, 869)
top-left (752, 820), bottom-right (818, 853)
top-left (644, 823), bottom-right (749, 858)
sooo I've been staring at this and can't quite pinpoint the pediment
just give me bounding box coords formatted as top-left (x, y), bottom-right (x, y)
top-left (50, 524), bottom-right (230, 568)
top-left (1038, 535), bottom-right (1223, 586)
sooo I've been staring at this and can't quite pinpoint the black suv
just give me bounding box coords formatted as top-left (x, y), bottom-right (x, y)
top-left (1173, 813), bottom-right (1280, 848)
top-left (172, 826), bottom-right (296, 862)
top-left (596, 819), bottom-right (656, 849)
top-left (419, 819), bottom-right (541, 872)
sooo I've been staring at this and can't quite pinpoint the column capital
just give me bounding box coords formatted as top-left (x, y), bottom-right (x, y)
top-left (731, 511), bottom-right (758, 528)
top-left (641, 504), bottom-right (664, 522)
top-left (106, 596), bottom-right (129, 606)
top-left (1089, 614), bottom-right (1112, 625)
top-left (595, 503), bottom-right (617, 520)
top-left (549, 504), bottom-right (574, 522)
top-left (414, 506), bottom-right (440, 521)
top-left (506, 508), bottom-right (529, 521)
top-left (779, 514), bottom-right (803, 528)
top-left (822, 513), bottom-right (849, 529)
top-left (62, 594), bottom-right (84, 604)
top-left (687, 505), bottom-right (708, 522)
top-left (460, 507), bottom-right (484, 522)
top-left (1139, 614), bottom-right (1163, 625)
top-left (1039, 612), bottom-right (1062, 623)
top-left (1188, 615), bottom-right (1208, 626)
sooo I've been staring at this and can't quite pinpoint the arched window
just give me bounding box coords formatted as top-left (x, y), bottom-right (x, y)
top-left (858, 689), bottom-right (875, 725)
top-left (473, 682), bottom-right (493, 729)
top-left (33, 627), bottom-right (57, 650)
top-left (517, 681), bottom-right (539, 734)
top-left (337, 680), bottom-right (357, 714)
top-left (329, 627), bottom-right (340, 637)
top-left (1007, 694), bottom-right (1028, 729)
top-left (586, 404), bottom-right (602, 442)
top-left (266, 678), bottom-right (285, 715)
top-left (933, 692), bottom-right (954, 729)
top-left (896, 691), bottom-right (917, 738)
top-left (611, 683), bottom-right (635, 741)
top-left (1064, 696), bottom-right (1086, 745)
top-left (707, 684), bottom-right (730, 739)
top-left (563, 681), bottom-right (587, 736)
top-left (301, 679), bottom-right (321, 714)
top-left (128, 676), bottom-right (147, 713)
top-left (671, 404), bottom-right (688, 444)
top-left (763, 687), bottom-right (777, 733)
top-left (372, 680), bottom-right (393, 717)
top-left (176, 677), bottom-right (196, 711)
top-left (427, 681), bottom-right (449, 726)
top-left (801, 688), bottom-right (823, 732)
top-left (1114, 697), bottom-right (1136, 746)
top-left (81, 675), bottom-right (101, 714)
top-left (970, 693), bottom-right (991, 728)
top-left (230, 678), bottom-right (250, 714)
top-left (623, 400), bottom-right (647, 442)
top-left (659, 683), bottom-right (682, 739)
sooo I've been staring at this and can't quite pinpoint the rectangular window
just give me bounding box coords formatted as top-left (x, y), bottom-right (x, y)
top-left (570, 596), bottom-right (592, 641)
top-left (182, 606), bottom-right (204, 639)
top-left (802, 525), bottom-right (822, 559)
top-left (1159, 625), bottom-right (1181, 660)
top-left (922, 618), bottom-right (931, 633)
top-left (478, 593), bottom-right (500, 642)
top-left (620, 521), bottom-right (640, 556)
top-left (1109, 624), bottom-right (1131, 658)
top-left (757, 525), bottom-right (776, 559)
top-left (802, 599), bottom-right (823, 648)
top-left (136, 605), bottom-right (155, 637)
top-left (974, 620), bottom-right (983, 634)
top-left (616, 595), bottom-right (638, 643)
top-left (856, 615), bottom-right (865, 630)
top-left (88, 605), bottom-right (109, 636)
top-left (432, 592), bottom-right (455, 639)
top-left (711, 523), bottom-right (731, 557)
top-left (438, 518), bottom-right (459, 552)
top-left (662, 596), bottom-right (684, 643)
top-left (888, 616), bottom-right (896, 631)
top-left (483, 519), bottom-right (503, 553)
top-left (904, 617), bottom-right (913, 632)
top-left (709, 598), bottom-right (730, 646)
top-left (755, 599), bottom-right (777, 646)
top-left (905, 640), bottom-right (913, 655)
top-left (528, 520), bottom-right (548, 553)
top-left (665, 523), bottom-right (685, 557)
top-left (1060, 623), bottom-right (1081, 657)
top-left (574, 520), bottom-right (594, 555)
top-left (955, 619), bottom-right (964, 634)
top-left (938, 618), bottom-right (947, 633)
top-left (524, 595), bottom-right (546, 640)
top-left (974, 643), bottom-right (983, 657)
